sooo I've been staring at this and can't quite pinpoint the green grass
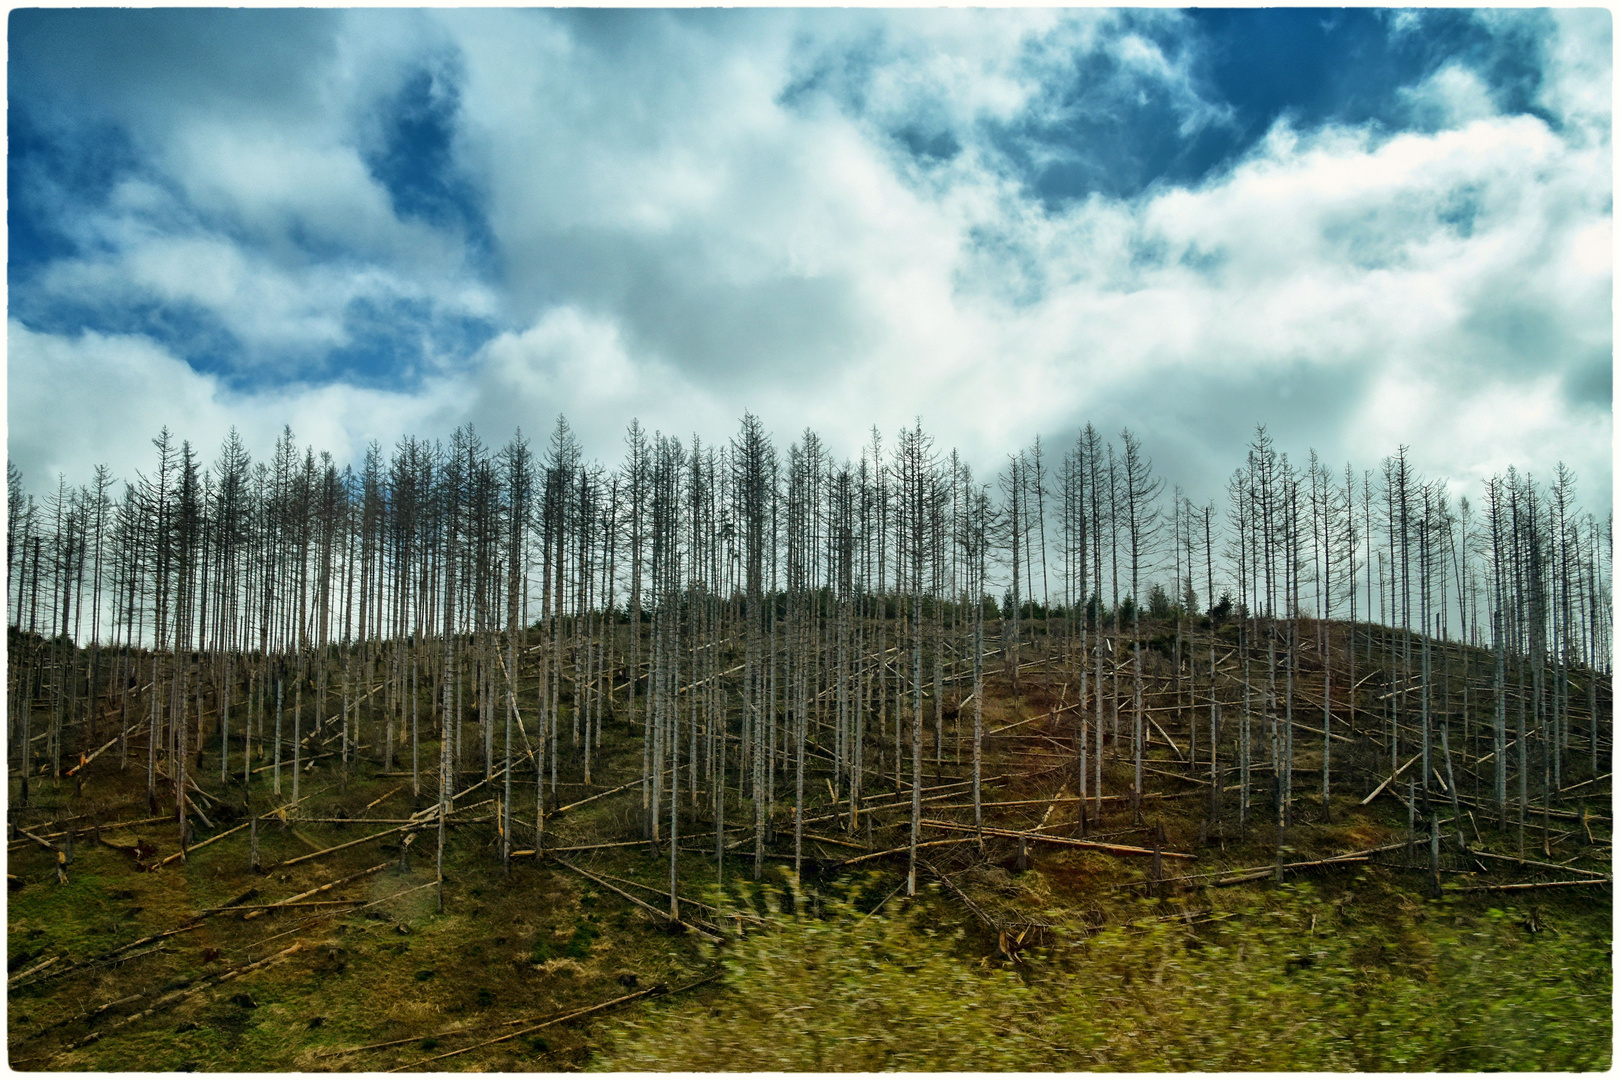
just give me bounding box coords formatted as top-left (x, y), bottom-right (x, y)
top-left (8, 746), bottom-right (706, 1072)
top-left (9, 634), bottom-right (1612, 1072)
top-left (594, 873), bottom-right (1612, 1071)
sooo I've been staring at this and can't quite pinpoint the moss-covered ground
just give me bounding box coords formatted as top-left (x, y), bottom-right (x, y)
top-left (8, 624), bottom-right (1611, 1071)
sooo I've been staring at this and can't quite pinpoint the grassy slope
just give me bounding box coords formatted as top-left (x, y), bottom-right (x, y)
top-left (8, 619), bottom-right (1612, 1071)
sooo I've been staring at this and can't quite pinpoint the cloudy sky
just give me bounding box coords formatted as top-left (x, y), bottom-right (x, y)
top-left (7, 7), bottom-right (1613, 514)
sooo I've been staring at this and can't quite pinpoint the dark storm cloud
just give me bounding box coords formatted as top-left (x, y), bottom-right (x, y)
top-left (9, 8), bottom-right (340, 125)
top-left (500, 228), bottom-right (875, 391)
top-left (1564, 350), bottom-right (1615, 411)
top-left (1102, 361), bottom-right (1378, 499)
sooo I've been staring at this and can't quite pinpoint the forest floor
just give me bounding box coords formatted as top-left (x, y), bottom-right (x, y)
top-left (8, 632), bottom-right (1613, 1071)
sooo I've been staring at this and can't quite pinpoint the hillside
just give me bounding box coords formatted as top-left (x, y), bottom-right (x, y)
top-left (7, 613), bottom-right (1612, 1070)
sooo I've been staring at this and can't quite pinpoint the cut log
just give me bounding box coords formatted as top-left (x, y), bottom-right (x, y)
top-left (363, 786), bottom-right (404, 814)
top-left (8, 955), bottom-right (60, 985)
top-left (17, 828), bottom-right (57, 851)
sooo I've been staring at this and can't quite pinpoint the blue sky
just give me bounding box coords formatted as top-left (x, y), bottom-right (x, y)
top-left (7, 8), bottom-right (1612, 514)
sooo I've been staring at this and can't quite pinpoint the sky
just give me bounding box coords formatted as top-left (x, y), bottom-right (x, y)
top-left (7, 7), bottom-right (1613, 518)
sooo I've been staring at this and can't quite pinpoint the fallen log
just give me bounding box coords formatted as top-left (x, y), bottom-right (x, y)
top-left (1450, 791), bottom-right (1610, 824)
top-left (920, 819), bottom-right (1196, 860)
top-left (1469, 850), bottom-right (1609, 879)
top-left (550, 773), bottom-right (663, 817)
top-left (155, 790), bottom-right (318, 869)
top-left (276, 820), bottom-right (422, 869)
top-left (586, 869), bottom-right (763, 924)
top-left (50, 943), bottom-right (171, 984)
top-left (155, 818), bottom-right (253, 868)
top-left (1448, 878), bottom-right (1611, 894)
top-left (1360, 753), bottom-right (1421, 806)
top-left (925, 797), bottom-right (1103, 812)
top-left (550, 857), bottom-right (723, 942)
top-left (800, 831), bottom-right (866, 851)
top-left (919, 858), bottom-right (1001, 931)
top-left (29, 992), bottom-right (146, 1040)
top-left (61, 942), bottom-right (309, 1052)
top-left (289, 829), bottom-right (326, 852)
top-left (250, 751), bottom-right (335, 776)
top-left (1556, 773), bottom-right (1612, 796)
top-left (1123, 841), bottom-right (1409, 890)
top-left (1142, 764), bottom-right (1210, 787)
top-left (8, 955), bottom-right (60, 985)
top-left (835, 837), bottom-right (977, 869)
top-left (317, 1022), bottom-right (484, 1058)
top-left (509, 840), bottom-right (648, 857)
top-left (65, 716), bottom-right (150, 777)
top-left (1208, 870), bottom-right (1274, 887)
top-left (17, 827), bottom-right (57, 851)
top-left (7, 815), bottom-right (171, 848)
top-left (1284, 711), bottom-right (1356, 744)
top-left (242, 861), bottom-right (390, 920)
top-left (385, 978), bottom-right (707, 1072)
top-left (313, 992), bottom-right (601, 1061)
top-left (243, 881), bottom-right (438, 952)
top-left (211, 899), bottom-right (359, 913)
top-left (363, 786), bottom-right (404, 813)
top-left (1144, 713), bottom-right (1185, 760)
top-left (1206, 857), bottom-right (1372, 888)
top-left (11, 883), bottom-right (261, 991)
top-left (812, 776), bottom-right (1009, 823)
top-left (987, 715), bottom-right (1044, 736)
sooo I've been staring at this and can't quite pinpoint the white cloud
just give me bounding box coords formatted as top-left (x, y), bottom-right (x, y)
top-left (464, 306), bottom-right (728, 457)
top-left (5, 321), bottom-right (451, 488)
top-left (1351, 366), bottom-right (1613, 503)
top-left (1399, 62), bottom-right (1499, 128)
top-left (7, 9), bottom-right (1610, 522)
top-left (166, 122), bottom-right (448, 266)
top-left (31, 173), bottom-right (499, 374)
top-left (1533, 8), bottom-right (1612, 141)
